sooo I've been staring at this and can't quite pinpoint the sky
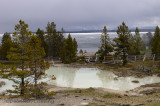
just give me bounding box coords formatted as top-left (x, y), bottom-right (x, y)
top-left (0, 0), bottom-right (160, 33)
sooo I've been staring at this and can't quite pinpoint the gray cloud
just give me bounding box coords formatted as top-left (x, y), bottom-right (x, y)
top-left (0, 0), bottom-right (160, 33)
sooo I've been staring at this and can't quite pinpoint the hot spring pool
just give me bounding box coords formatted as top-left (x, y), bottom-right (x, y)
top-left (1, 66), bottom-right (160, 94)
top-left (46, 67), bottom-right (160, 91)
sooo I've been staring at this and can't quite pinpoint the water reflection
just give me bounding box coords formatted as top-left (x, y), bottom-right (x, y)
top-left (46, 67), bottom-right (160, 91)
top-left (72, 68), bottom-right (102, 88)
top-left (46, 67), bottom-right (76, 87)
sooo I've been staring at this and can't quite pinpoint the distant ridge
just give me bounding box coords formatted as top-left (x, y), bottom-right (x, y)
top-left (2, 28), bottom-right (155, 34)
top-left (65, 28), bottom-right (155, 33)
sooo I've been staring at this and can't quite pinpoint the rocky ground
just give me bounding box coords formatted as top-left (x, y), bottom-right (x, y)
top-left (1, 84), bottom-right (160, 106)
top-left (44, 83), bottom-right (160, 106)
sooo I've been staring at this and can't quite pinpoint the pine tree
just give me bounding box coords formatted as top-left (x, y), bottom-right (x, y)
top-left (97, 26), bottom-right (113, 62)
top-left (79, 49), bottom-right (84, 56)
top-left (113, 22), bottom-right (132, 66)
top-left (0, 32), bottom-right (12, 60)
top-left (57, 30), bottom-right (65, 57)
top-left (36, 28), bottom-right (48, 57)
top-left (61, 39), bottom-right (67, 63)
top-left (26, 35), bottom-right (50, 97)
top-left (6, 20), bottom-right (32, 95)
top-left (46, 22), bottom-right (64, 57)
top-left (66, 34), bottom-right (74, 62)
top-left (61, 34), bottom-right (77, 63)
top-left (151, 26), bottom-right (160, 56)
top-left (142, 32), bottom-right (153, 50)
top-left (46, 22), bottom-right (56, 57)
top-left (27, 35), bottom-right (45, 87)
top-left (73, 38), bottom-right (78, 57)
top-left (129, 27), bottom-right (146, 55)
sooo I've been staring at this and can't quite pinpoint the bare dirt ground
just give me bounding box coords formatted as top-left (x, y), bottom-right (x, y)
top-left (46, 83), bottom-right (160, 106)
top-left (1, 83), bottom-right (160, 106)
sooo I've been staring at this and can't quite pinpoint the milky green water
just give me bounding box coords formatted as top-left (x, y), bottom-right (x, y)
top-left (46, 67), bottom-right (160, 91)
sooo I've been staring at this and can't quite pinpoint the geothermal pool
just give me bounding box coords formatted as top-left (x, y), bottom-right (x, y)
top-left (46, 67), bottom-right (160, 91)
top-left (1, 66), bottom-right (160, 94)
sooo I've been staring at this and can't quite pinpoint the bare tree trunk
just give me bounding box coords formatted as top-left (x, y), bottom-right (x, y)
top-left (21, 60), bottom-right (25, 95)
top-left (122, 48), bottom-right (127, 66)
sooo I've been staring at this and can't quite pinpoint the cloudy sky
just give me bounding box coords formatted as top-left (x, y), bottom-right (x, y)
top-left (0, 0), bottom-right (160, 33)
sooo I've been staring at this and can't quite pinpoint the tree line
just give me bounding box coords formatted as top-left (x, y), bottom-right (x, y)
top-left (1, 21), bottom-right (159, 67)
top-left (0, 21), bottom-right (78, 64)
top-left (0, 20), bottom-right (78, 97)
top-left (97, 22), bottom-right (159, 66)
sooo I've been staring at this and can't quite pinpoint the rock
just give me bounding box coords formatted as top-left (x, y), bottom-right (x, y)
top-left (29, 97), bottom-right (36, 100)
top-left (0, 81), bottom-right (5, 87)
top-left (75, 90), bottom-right (81, 93)
top-left (48, 96), bottom-right (55, 99)
top-left (122, 104), bottom-right (130, 106)
top-left (124, 94), bottom-right (128, 96)
top-left (114, 77), bottom-right (118, 80)
top-left (81, 102), bottom-right (89, 106)
top-left (136, 104), bottom-right (144, 106)
top-left (58, 103), bottom-right (65, 106)
top-left (146, 91), bottom-right (156, 95)
top-left (140, 90), bottom-right (156, 95)
top-left (63, 94), bottom-right (69, 97)
top-left (142, 68), bottom-right (152, 73)
top-left (118, 96), bottom-right (122, 98)
top-left (132, 80), bottom-right (139, 83)
top-left (147, 100), bottom-right (152, 102)
top-left (157, 74), bottom-right (160, 77)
